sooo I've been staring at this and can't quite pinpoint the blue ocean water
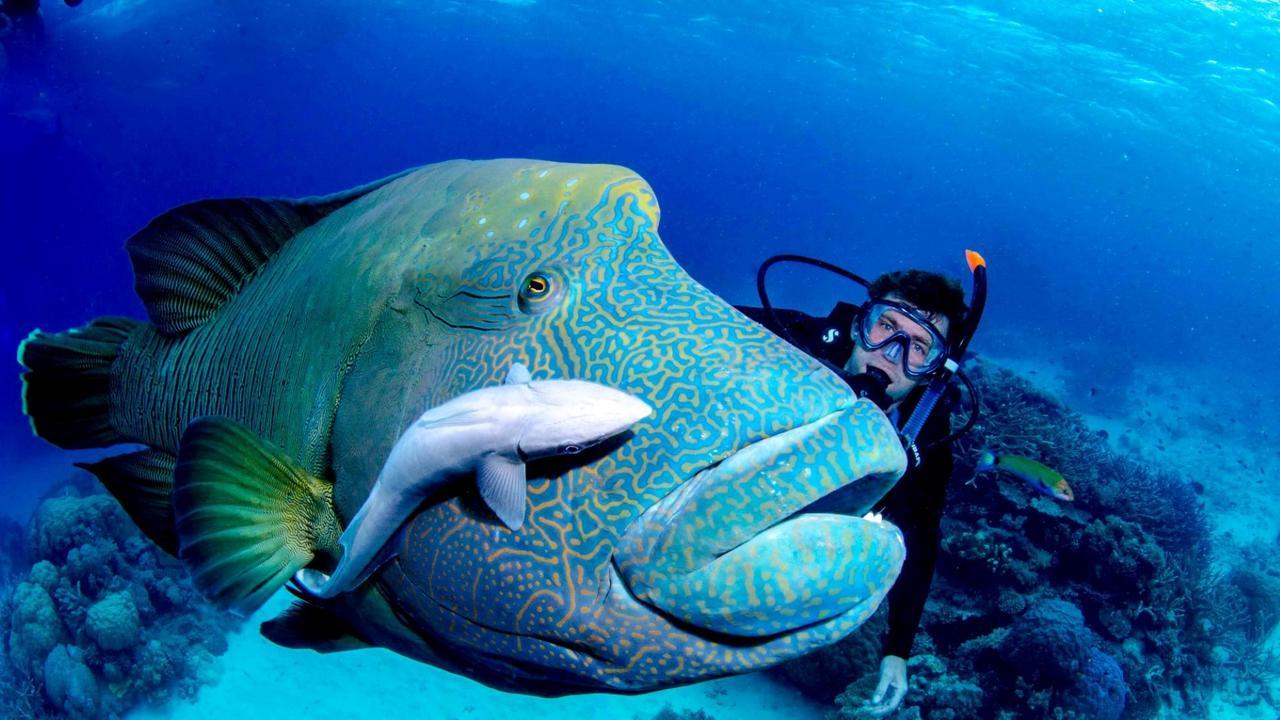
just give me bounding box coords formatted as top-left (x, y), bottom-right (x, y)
top-left (4, 1), bottom-right (1279, 410)
top-left (2, 1), bottom-right (1278, 718)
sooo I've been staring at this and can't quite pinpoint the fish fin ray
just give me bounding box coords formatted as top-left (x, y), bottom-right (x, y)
top-left (127, 169), bottom-right (415, 336)
top-left (174, 416), bottom-right (339, 614)
top-left (18, 316), bottom-right (143, 449)
top-left (477, 455), bottom-right (527, 531)
top-left (77, 448), bottom-right (179, 555)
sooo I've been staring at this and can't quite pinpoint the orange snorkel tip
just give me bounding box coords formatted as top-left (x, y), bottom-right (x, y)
top-left (965, 249), bottom-right (986, 273)
top-left (950, 248), bottom-right (987, 361)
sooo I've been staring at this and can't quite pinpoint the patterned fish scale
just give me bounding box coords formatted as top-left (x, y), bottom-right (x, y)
top-left (321, 160), bottom-right (907, 693)
top-left (37, 157), bottom-right (910, 696)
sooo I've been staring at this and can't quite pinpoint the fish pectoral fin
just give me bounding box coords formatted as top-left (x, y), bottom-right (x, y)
top-left (504, 362), bottom-right (532, 384)
top-left (260, 601), bottom-right (371, 654)
top-left (77, 448), bottom-right (179, 556)
top-left (173, 416), bottom-right (339, 616)
top-left (476, 455), bottom-right (527, 531)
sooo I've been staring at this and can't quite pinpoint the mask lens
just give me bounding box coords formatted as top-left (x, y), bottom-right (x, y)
top-left (865, 307), bottom-right (896, 345)
top-left (858, 302), bottom-right (947, 376)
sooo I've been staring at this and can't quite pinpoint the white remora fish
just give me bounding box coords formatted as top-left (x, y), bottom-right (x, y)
top-left (296, 362), bottom-right (651, 598)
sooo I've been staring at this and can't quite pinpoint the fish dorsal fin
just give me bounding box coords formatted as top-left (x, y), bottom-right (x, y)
top-left (127, 170), bottom-right (412, 336)
top-left (477, 454), bottom-right (527, 531)
top-left (504, 362), bottom-right (532, 385)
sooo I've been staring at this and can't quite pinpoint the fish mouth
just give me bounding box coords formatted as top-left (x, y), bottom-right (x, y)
top-left (614, 401), bottom-right (908, 639)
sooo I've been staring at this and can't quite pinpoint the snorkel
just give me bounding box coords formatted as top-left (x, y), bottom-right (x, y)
top-left (899, 250), bottom-right (987, 466)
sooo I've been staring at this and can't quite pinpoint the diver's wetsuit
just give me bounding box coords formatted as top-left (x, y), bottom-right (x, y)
top-left (736, 303), bottom-right (953, 660)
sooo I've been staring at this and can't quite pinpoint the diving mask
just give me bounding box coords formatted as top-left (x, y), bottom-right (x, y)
top-left (855, 300), bottom-right (949, 379)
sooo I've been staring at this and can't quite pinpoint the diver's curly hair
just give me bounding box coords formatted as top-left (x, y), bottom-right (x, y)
top-left (868, 270), bottom-right (968, 336)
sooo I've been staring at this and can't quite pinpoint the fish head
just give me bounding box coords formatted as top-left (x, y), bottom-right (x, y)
top-left (512, 379), bottom-right (653, 458)
top-left (327, 159), bottom-right (908, 694)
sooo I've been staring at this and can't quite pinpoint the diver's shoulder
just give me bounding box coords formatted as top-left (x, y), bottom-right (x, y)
top-left (734, 304), bottom-right (819, 331)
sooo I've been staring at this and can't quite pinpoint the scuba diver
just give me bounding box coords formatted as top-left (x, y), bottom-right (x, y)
top-left (739, 251), bottom-right (986, 717)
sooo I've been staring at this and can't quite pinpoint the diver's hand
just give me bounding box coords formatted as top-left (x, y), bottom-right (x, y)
top-left (861, 655), bottom-right (908, 717)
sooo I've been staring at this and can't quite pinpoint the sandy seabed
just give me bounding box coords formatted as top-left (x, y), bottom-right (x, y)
top-left (126, 595), bottom-right (829, 720)
top-left (984, 353), bottom-right (1280, 720)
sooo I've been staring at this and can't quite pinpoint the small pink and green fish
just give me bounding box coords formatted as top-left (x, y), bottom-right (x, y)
top-left (977, 451), bottom-right (1074, 501)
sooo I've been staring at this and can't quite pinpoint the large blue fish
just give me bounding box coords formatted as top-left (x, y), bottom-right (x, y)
top-left (19, 159), bottom-right (908, 695)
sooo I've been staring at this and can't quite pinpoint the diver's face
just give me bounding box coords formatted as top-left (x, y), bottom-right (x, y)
top-left (844, 295), bottom-right (951, 406)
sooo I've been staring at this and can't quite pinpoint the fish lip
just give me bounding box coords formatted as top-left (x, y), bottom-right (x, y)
top-left (645, 411), bottom-right (842, 548)
top-left (614, 409), bottom-right (852, 564)
top-left (613, 399), bottom-right (905, 634)
top-left (682, 408), bottom-right (845, 482)
top-left (611, 409), bottom-right (845, 545)
top-left (677, 407), bottom-right (871, 541)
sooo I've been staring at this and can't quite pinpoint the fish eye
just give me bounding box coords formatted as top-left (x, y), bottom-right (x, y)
top-left (526, 275), bottom-right (549, 296)
top-left (517, 268), bottom-right (565, 315)
top-left (561, 443), bottom-right (583, 455)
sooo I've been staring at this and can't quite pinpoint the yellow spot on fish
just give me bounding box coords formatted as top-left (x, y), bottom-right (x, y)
top-left (566, 178), bottom-right (579, 187)
top-left (478, 217), bottom-right (487, 225)
top-left (517, 218), bottom-right (528, 229)
top-left (519, 191), bottom-right (530, 201)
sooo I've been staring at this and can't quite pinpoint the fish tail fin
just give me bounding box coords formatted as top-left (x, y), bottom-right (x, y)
top-left (975, 450), bottom-right (996, 472)
top-left (174, 416), bottom-right (340, 616)
top-left (18, 316), bottom-right (143, 449)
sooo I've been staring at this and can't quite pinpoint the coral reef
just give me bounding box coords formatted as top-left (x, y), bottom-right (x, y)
top-left (776, 359), bottom-right (1266, 719)
top-left (0, 515), bottom-right (23, 584)
top-left (995, 599), bottom-right (1126, 719)
top-left (42, 646), bottom-right (98, 719)
top-left (85, 592), bottom-right (141, 653)
top-left (1196, 539), bottom-right (1280, 709)
top-left (1067, 648), bottom-right (1127, 720)
top-left (0, 480), bottom-right (236, 719)
top-left (999, 599), bottom-right (1097, 682)
top-left (7, 580), bottom-right (66, 677)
